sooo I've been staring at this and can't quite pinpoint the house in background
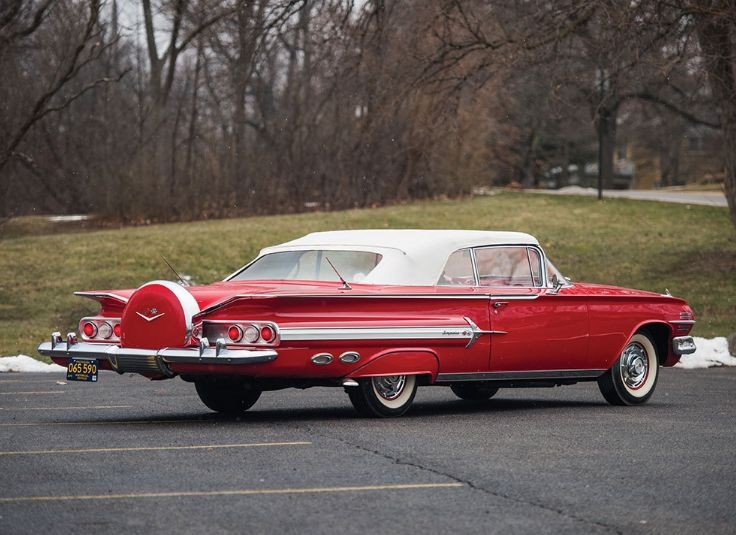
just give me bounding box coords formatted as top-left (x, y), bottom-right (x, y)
top-left (618, 118), bottom-right (724, 189)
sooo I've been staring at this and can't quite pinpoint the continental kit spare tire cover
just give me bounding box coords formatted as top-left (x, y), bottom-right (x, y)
top-left (121, 280), bottom-right (200, 348)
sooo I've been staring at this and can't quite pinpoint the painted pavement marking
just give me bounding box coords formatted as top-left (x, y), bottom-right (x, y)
top-left (0, 441), bottom-right (312, 456)
top-left (0, 483), bottom-right (464, 503)
top-left (0, 391), bottom-right (65, 395)
top-left (0, 405), bottom-right (133, 411)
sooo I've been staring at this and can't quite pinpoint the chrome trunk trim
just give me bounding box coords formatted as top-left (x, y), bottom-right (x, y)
top-left (38, 338), bottom-right (278, 368)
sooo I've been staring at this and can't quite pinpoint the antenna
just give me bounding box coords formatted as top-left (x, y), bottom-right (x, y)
top-left (325, 257), bottom-right (352, 290)
top-left (161, 255), bottom-right (191, 287)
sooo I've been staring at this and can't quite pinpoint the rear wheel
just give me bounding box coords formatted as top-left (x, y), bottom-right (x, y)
top-left (451, 382), bottom-right (499, 401)
top-left (598, 332), bottom-right (659, 406)
top-left (194, 379), bottom-right (261, 414)
top-left (347, 375), bottom-right (417, 417)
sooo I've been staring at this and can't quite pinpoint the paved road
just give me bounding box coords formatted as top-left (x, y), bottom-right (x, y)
top-left (1, 368), bottom-right (734, 534)
top-left (529, 188), bottom-right (728, 207)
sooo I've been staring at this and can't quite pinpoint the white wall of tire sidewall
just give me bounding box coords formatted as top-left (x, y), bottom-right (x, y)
top-left (621, 334), bottom-right (658, 398)
top-left (371, 375), bottom-right (417, 409)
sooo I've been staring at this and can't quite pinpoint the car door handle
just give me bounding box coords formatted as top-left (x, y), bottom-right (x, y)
top-left (492, 301), bottom-right (508, 309)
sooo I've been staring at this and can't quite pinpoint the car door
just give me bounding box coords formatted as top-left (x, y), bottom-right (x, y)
top-left (472, 245), bottom-right (590, 372)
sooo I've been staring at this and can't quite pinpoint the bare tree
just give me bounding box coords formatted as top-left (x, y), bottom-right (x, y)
top-left (0, 0), bottom-right (128, 216)
top-left (690, 0), bottom-right (736, 227)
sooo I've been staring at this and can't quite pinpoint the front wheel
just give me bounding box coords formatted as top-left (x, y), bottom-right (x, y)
top-left (347, 375), bottom-right (418, 417)
top-left (195, 379), bottom-right (261, 414)
top-left (598, 332), bottom-right (659, 406)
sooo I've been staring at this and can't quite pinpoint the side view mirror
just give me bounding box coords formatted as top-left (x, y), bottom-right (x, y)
top-left (549, 274), bottom-right (564, 295)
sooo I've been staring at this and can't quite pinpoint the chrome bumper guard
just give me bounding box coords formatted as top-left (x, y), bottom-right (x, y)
top-left (672, 336), bottom-right (697, 356)
top-left (38, 332), bottom-right (278, 375)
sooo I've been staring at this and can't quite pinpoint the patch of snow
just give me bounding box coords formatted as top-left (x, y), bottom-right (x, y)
top-left (675, 337), bottom-right (736, 369)
top-left (48, 214), bottom-right (89, 222)
top-left (0, 355), bottom-right (65, 373)
top-left (557, 185), bottom-right (598, 194)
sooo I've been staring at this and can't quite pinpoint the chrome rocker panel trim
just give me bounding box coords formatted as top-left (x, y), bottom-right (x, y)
top-left (38, 336), bottom-right (278, 366)
top-left (435, 369), bottom-right (605, 383)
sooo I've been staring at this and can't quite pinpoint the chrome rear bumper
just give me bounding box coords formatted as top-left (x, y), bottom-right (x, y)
top-left (38, 332), bottom-right (278, 375)
top-left (672, 336), bottom-right (697, 356)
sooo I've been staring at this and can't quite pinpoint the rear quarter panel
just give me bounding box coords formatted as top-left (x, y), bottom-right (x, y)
top-left (182, 294), bottom-right (491, 379)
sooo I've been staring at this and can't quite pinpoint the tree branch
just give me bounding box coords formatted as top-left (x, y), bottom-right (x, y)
top-left (0, 0), bottom-right (54, 46)
top-left (0, 0), bottom-right (103, 170)
top-left (619, 91), bottom-right (721, 129)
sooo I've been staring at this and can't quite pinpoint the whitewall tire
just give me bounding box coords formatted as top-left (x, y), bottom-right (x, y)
top-left (347, 375), bottom-right (418, 417)
top-left (598, 332), bottom-right (659, 406)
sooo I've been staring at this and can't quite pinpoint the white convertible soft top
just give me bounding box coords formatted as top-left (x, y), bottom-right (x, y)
top-left (255, 229), bottom-right (540, 286)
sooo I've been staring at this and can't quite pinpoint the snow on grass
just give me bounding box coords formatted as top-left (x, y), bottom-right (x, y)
top-left (674, 337), bottom-right (736, 369)
top-left (47, 214), bottom-right (89, 222)
top-left (0, 355), bottom-right (65, 373)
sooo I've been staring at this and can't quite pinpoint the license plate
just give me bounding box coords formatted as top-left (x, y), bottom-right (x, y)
top-left (67, 358), bottom-right (99, 382)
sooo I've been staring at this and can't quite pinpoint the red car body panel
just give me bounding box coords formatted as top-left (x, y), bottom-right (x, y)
top-left (60, 279), bottom-right (693, 381)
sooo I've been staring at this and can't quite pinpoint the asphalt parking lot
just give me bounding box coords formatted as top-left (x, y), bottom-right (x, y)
top-left (0, 367), bottom-right (734, 534)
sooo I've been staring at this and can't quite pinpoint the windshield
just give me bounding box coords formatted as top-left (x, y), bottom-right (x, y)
top-left (231, 250), bottom-right (383, 283)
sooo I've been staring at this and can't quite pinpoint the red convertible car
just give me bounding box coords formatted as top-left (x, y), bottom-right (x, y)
top-left (39, 230), bottom-right (696, 417)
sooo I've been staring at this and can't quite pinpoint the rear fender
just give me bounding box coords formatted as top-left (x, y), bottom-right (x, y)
top-left (74, 291), bottom-right (130, 315)
top-left (347, 348), bottom-right (440, 382)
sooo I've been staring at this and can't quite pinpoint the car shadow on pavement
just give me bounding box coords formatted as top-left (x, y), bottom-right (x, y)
top-left (42, 396), bottom-right (670, 427)
top-left (195, 397), bottom-right (623, 423)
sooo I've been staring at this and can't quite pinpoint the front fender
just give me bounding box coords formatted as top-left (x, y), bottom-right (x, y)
top-left (347, 348), bottom-right (440, 382)
top-left (604, 320), bottom-right (676, 369)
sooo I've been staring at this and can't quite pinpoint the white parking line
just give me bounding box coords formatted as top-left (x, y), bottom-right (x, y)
top-left (0, 482), bottom-right (464, 503)
top-left (0, 380), bottom-right (63, 384)
top-left (0, 391), bottom-right (65, 395)
top-left (0, 441), bottom-right (312, 456)
top-left (0, 419), bottom-right (214, 427)
top-left (0, 405), bottom-right (132, 411)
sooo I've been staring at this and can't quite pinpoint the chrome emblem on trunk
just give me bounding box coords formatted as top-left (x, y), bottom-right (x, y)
top-left (136, 308), bottom-right (165, 322)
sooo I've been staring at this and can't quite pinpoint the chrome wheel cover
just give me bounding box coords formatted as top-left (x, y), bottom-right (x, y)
top-left (620, 342), bottom-right (648, 389)
top-left (372, 375), bottom-right (407, 400)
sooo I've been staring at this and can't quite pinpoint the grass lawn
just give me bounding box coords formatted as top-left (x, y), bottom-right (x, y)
top-left (1, 191), bottom-right (734, 360)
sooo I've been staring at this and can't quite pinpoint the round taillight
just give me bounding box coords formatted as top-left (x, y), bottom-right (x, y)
top-left (113, 323), bottom-right (122, 338)
top-left (260, 325), bottom-right (276, 343)
top-left (243, 324), bottom-right (259, 344)
top-left (228, 325), bottom-right (243, 342)
top-left (98, 322), bottom-right (113, 339)
top-left (82, 322), bottom-right (97, 338)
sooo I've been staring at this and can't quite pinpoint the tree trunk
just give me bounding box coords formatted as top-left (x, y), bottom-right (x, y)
top-left (695, 9), bottom-right (736, 228)
top-left (598, 106), bottom-right (617, 190)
